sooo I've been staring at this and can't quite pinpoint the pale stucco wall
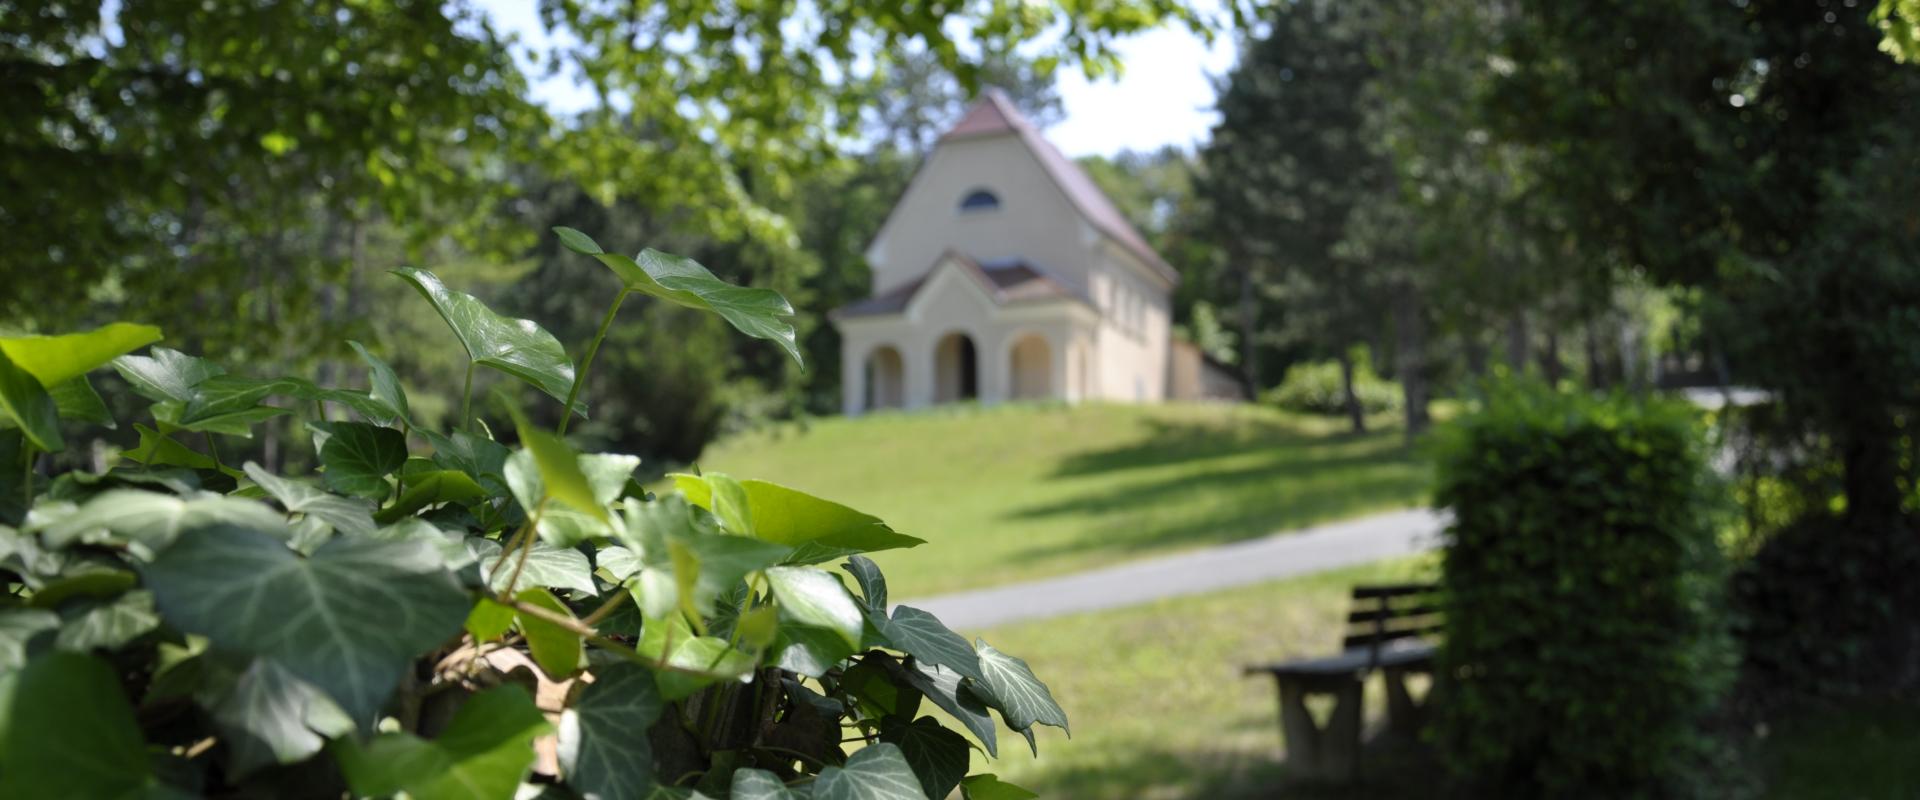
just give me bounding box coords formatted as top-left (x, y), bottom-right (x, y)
top-left (1088, 243), bottom-right (1172, 402)
top-left (865, 135), bottom-right (1100, 296)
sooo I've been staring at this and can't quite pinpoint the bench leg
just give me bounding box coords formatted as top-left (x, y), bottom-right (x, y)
top-left (1382, 666), bottom-right (1431, 741)
top-left (1275, 677), bottom-right (1363, 781)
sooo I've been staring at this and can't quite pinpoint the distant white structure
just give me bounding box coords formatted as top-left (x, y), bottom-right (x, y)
top-left (832, 91), bottom-right (1236, 414)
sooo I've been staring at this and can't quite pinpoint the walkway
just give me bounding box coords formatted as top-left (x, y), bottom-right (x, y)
top-left (905, 508), bottom-right (1447, 630)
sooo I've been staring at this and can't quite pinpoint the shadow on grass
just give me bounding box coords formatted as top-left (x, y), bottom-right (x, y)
top-left (1017, 737), bottom-right (1441, 800)
top-left (1004, 417), bottom-right (1431, 563)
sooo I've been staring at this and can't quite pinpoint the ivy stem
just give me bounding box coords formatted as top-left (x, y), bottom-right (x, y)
top-left (502, 597), bottom-right (718, 677)
top-left (580, 586), bottom-right (631, 627)
top-left (459, 363), bottom-right (475, 433)
top-left (203, 433), bottom-right (223, 470)
top-left (559, 288), bottom-right (630, 437)
top-left (496, 500), bottom-right (549, 599)
top-left (19, 441), bottom-right (35, 508)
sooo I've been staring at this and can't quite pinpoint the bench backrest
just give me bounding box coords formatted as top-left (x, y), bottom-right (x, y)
top-left (1343, 582), bottom-right (1442, 664)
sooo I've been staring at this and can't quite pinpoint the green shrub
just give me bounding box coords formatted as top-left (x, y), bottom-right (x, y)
top-left (1431, 380), bottom-right (1735, 798)
top-left (0, 227), bottom-right (1062, 799)
top-left (1264, 351), bottom-right (1400, 416)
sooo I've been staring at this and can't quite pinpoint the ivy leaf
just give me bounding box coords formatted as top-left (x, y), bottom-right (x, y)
top-left (391, 267), bottom-right (584, 415)
top-left (142, 524), bottom-right (470, 725)
top-left (0, 323), bottom-right (163, 388)
top-left (765, 566), bottom-right (865, 649)
top-left (466, 598), bottom-right (516, 642)
top-left (55, 590), bottom-right (161, 652)
top-left (334, 684), bottom-right (551, 800)
top-left (813, 742), bottom-right (927, 800)
top-left (516, 588), bottom-right (585, 679)
top-left (0, 348), bottom-right (60, 451)
top-left (972, 640), bottom-right (1069, 736)
top-left (199, 655), bottom-right (353, 778)
top-left (960, 774), bottom-right (1038, 800)
top-left (774, 624), bottom-right (858, 679)
top-left (48, 376), bottom-right (112, 427)
top-left (376, 469), bottom-right (486, 524)
top-left (318, 422), bottom-right (407, 499)
top-left (596, 545), bottom-right (641, 582)
top-left (425, 429), bottom-right (513, 497)
top-left (245, 462), bottom-right (376, 538)
top-left (674, 475), bottom-right (924, 564)
top-left (123, 424), bottom-right (218, 471)
top-left (843, 555), bottom-right (888, 614)
top-left (896, 661), bottom-right (997, 758)
top-left (635, 615), bottom-right (755, 701)
top-left (731, 769), bottom-right (800, 800)
top-left (0, 609), bottom-right (58, 672)
top-left (879, 717), bottom-right (972, 800)
top-left (618, 495), bottom-right (789, 619)
top-left (555, 229), bottom-right (801, 367)
top-left (112, 347), bottom-right (224, 405)
top-left (558, 662), bottom-right (664, 800)
top-left (348, 340), bottom-right (410, 424)
top-left (472, 538), bottom-right (598, 596)
top-left (39, 488), bottom-right (291, 558)
top-left (0, 652), bottom-right (189, 799)
top-left (875, 606), bottom-right (983, 685)
top-left (366, 519), bottom-right (475, 572)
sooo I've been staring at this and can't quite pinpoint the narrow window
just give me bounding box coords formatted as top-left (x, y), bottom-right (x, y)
top-left (959, 189), bottom-right (1000, 212)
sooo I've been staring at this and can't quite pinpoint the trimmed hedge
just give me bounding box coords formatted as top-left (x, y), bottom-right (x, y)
top-left (1431, 381), bottom-right (1734, 798)
top-left (1265, 352), bottom-right (1401, 416)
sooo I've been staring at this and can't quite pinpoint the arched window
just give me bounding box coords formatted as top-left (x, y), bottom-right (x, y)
top-left (959, 189), bottom-right (1000, 212)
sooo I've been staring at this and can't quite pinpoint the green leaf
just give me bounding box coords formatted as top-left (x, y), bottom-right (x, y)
top-left (735, 604), bottom-right (781, 650)
top-left (597, 545), bottom-right (641, 582)
top-left (334, 684), bottom-right (551, 800)
top-left (635, 615), bottom-right (755, 700)
top-left (843, 555), bottom-right (888, 614)
top-left (376, 469), bottom-right (486, 524)
top-left (586, 247), bottom-right (802, 367)
top-left (880, 717), bottom-right (972, 800)
top-left (0, 609), bottom-right (58, 673)
top-left (674, 475), bottom-right (924, 564)
top-left (466, 598), bottom-right (516, 642)
top-left (813, 742), bottom-right (927, 800)
top-left (774, 624), bottom-right (858, 678)
top-left (558, 662), bottom-right (664, 799)
top-left (426, 429), bottom-right (513, 495)
top-left (39, 488), bottom-right (290, 558)
top-left (200, 654), bottom-right (353, 778)
top-left (348, 340), bottom-right (411, 424)
top-left (972, 640), bottom-right (1069, 735)
top-left (0, 652), bottom-right (186, 799)
top-left (0, 348), bottom-right (60, 451)
top-left (48, 376), bottom-right (112, 427)
top-left (391, 267), bottom-right (584, 415)
top-left (618, 495), bottom-right (790, 619)
top-left (897, 661), bottom-right (997, 758)
top-left (365, 519), bottom-right (475, 572)
top-left (55, 590), bottom-right (161, 652)
top-left (765, 566), bottom-right (865, 648)
top-left (142, 524), bottom-right (470, 725)
top-left (552, 226), bottom-right (605, 255)
top-left (0, 323), bottom-right (163, 387)
top-left (875, 606), bottom-right (984, 685)
top-left (731, 769), bottom-right (800, 800)
top-left (245, 462), bottom-right (376, 537)
top-left (113, 347), bottom-right (224, 405)
top-left (516, 588), bottom-right (585, 679)
top-left (319, 422), bottom-right (407, 499)
top-left (474, 538), bottom-right (598, 596)
top-left (960, 774), bottom-right (1038, 800)
top-left (123, 424), bottom-right (218, 471)
top-left (519, 426), bottom-right (611, 523)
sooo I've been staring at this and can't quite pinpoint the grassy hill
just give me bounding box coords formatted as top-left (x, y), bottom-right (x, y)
top-left (689, 402), bottom-right (1433, 597)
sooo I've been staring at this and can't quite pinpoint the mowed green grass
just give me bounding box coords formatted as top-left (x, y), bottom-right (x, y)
top-left (692, 402), bottom-right (1432, 596)
top-left (965, 558), bottom-right (1439, 800)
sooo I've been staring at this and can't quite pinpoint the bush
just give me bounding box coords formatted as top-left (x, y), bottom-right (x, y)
top-left (0, 227), bottom-right (1063, 799)
top-left (1264, 351), bottom-right (1400, 416)
top-left (1431, 380), bottom-right (1735, 798)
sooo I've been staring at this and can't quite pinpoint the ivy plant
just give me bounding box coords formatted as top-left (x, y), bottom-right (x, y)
top-left (0, 228), bottom-right (1062, 799)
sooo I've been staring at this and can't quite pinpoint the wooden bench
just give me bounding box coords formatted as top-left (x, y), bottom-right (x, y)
top-left (1245, 582), bottom-right (1442, 781)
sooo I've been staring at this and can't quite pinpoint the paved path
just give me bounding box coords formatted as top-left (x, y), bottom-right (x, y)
top-left (904, 508), bottom-right (1448, 631)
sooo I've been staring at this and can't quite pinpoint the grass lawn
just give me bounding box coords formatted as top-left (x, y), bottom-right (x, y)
top-left (958, 557), bottom-right (1439, 800)
top-left (691, 402), bottom-right (1432, 596)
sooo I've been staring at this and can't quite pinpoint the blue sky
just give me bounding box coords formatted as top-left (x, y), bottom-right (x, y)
top-left (470, 1), bottom-right (1236, 158)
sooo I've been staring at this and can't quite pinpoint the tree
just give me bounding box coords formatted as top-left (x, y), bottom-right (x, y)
top-left (1198, 0), bottom-right (1391, 430)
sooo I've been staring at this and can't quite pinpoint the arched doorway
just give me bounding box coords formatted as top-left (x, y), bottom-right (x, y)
top-left (1009, 334), bottom-right (1053, 400)
top-left (865, 345), bottom-right (904, 410)
top-left (933, 332), bottom-right (979, 403)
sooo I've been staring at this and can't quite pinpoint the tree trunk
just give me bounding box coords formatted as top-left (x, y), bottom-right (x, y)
top-left (1842, 411), bottom-right (1905, 528)
top-left (1584, 316), bottom-right (1607, 390)
top-left (1505, 312), bottom-right (1529, 371)
top-left (1337, 348), bottom-right (1366, 434)
top-left (1237, 261), bottom-right (1261, 394)
top-left (1540, 330), bottom-right (1563, 384)
top-left (1393, 285), bottom-right (1431, 440)
top-left (1466, 330), bottom-right (1490, 377)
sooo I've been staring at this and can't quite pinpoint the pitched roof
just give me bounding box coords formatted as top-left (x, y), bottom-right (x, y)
top-left (938, 89), bottom-right (1180, 286)
top-left (831, 253), bottom-right (1091, 319)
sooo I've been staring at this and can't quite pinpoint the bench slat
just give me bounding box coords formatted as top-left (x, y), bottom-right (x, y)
top-left (1347, 604), bottom-right (1440, 624)
top-left (1350, 583), bottom-right (1439, 599)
